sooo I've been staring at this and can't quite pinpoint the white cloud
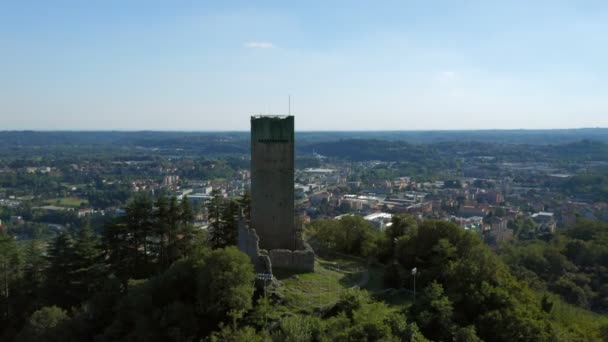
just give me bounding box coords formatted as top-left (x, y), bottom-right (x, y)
top-left (437, 70), bottom-right (458, 83)
top-left (244, 41), bottom-right (274, 49)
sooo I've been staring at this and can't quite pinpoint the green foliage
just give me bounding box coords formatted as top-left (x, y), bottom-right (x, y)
top-left (16, 306), bottom-right (69, 342)
top-left (196, 247), bottom-right (255, 320)
top-left (97, 246), bottom-right (255, 341)
top-left (72, 220), bottom-right (105, 302)
top-left (452, 325), bottom-right (482, 342)
top-left (209, 325), bottom-right (269, 342)
top-left (409, 281), bottom-right (454, 341)
top-left (207, 190), bottom-right (224, 249)
top-left (508, 216), bottom-right (540, 239)
top-left (559, 173), bottom-right (608, 202)
top-left (308, 215), bottom-right (382, 258)
top-left (274, 315), bottom-right (320, 342)
top-left (0, 232), bottom-right (23, 337)
top-left (104, 193), bottom-right (198, 282)
top-left (4, 202), bottom-right (608, 342)
top-left (500, 219), bottom-right (608, 312)
top-left (45, 232), bottom-right (79, 308)
top-left (394, 219), bottom-right (560, 341)
top-left (21, 240), bottom-right (46, 302)
top-left (246, 297), bottom-right (277, 330)
top-left (312, 289), bottom-right (424, 342)
top-left (219, 200), bottom-right (239, 247)
top-left (207, 190), bottom-right (245, 249)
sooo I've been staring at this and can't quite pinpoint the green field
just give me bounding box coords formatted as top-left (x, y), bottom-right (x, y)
top-left (44, 197), bottom-right (88, 207)
top-left (272, 257), bottom-right (366, 314)
top-left (270, 256), bottom-right (413, 316)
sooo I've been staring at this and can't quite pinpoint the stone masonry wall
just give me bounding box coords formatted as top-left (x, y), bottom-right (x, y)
top-left (268, 242), bottom-right (315, 273)
top-left (238, 219), bottom-right (315, 273)
top-left (238, 220), bottom-right (272, 274)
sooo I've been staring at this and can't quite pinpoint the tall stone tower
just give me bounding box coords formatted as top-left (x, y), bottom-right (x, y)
top-left (250, 115), bottom-right (296, 251)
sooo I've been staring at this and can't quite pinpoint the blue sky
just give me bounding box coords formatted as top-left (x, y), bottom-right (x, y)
top-left (1, 0), bottom-right (607, 130)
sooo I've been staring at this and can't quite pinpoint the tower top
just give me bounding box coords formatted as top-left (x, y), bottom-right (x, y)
top-left (251, 114), bottom-right (293, 119)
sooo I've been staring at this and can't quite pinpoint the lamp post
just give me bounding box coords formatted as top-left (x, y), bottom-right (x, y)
top-left (411, 267), bottom-right (417, 301)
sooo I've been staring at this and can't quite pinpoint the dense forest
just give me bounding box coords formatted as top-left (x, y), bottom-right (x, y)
top-left (500, 219), bottom-right (608, 312)
top-left (2, 194), bottom-right (607, 341)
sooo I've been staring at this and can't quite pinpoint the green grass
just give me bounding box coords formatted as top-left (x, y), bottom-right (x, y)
top-left (44, 197), bottom-right (88, 207)
top-left (548, 295), bottom-right (608, 341)
top-left (270, 255), bottom-right (415, 316)
top-left (272, 257), bottom-right (366, 314)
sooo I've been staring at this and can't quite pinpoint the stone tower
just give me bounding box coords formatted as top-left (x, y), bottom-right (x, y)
top-left (250, 115), bottom-right (296, 250)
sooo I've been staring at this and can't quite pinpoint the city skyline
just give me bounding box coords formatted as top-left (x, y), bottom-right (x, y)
top-left (2, 1), bottom-right (608, 130)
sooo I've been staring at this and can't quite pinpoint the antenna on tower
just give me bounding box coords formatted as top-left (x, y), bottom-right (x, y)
top-left (288, 95), bottom-right (291, 115)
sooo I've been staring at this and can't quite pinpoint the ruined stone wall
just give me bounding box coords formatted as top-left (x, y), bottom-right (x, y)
top-left (238, 220), bottom-right (272, 274)
top-left (238, 219), bottom-right (314, 274)
top-left (268, 242), bottom-right (315, 273)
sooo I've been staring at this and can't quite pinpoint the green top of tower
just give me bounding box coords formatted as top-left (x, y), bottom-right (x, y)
top-left (251, 115), bottom-right (294, 143)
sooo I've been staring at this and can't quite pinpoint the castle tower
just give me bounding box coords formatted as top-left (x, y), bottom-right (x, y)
top-left (250, 115), bottom-right (296, 250)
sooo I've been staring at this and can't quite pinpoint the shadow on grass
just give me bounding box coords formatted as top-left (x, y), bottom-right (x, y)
top-left (272, 267), bottom-right (311, 280)
top-left (338, 271), bottom-right (364, 288)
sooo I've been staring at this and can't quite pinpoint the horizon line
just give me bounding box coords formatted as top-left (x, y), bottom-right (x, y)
top-left (0, 127), bottom-right (607, 133)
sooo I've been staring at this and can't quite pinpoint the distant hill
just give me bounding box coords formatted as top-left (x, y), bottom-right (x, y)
top-left (0, 128), bottom-right (607, 148)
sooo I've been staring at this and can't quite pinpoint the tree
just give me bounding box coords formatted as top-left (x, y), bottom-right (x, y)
top-left (274, 315), bottom-right (319, 342)
top-left (17, 306), bottom-right (69, 342)
top-left (395, 220), bottom-right (559, 341)
top-left (540, 295), bottom-right (553, 313)
top-left (154, 194), bottom-right (171, 270)
top-left (180, 195), bottom-right (195, 225)
top-left (209, 325), bottom-right (269, 342)
top-left (20, 240), bottom-right (46, 316)
top-left (238, 190), bottom-right (251, 223)
top-left (207, 190), bottom-right (224, 249)
top-left (453, 325), bottom-right (482, 342)
top-left (102, 220), bottom-right (132, 287)
top-left (409, 281), bottom-right (454, 341)
top-left (45, 232), bottom-right (78, 308)
top-left (387, 215), bottom-right (417, 242)
top-left (167, 196), bottom-right (181, 263)
top-left (72, 220), bottom-right (105, 302)
top-left (97, 246), bottom-right (255, 341)
top-left (307, 216), bottom-right (381, 258)
top-left (0, 233), bottom-right (22, 323)
top-left (196, 247), bottom-right (255, 321)
top-left (220, 200), bottom-right (239, 248)
top-left (177, 195), bottom-right (196, 259)
top-left (124, 194), bottom-right (154, 276)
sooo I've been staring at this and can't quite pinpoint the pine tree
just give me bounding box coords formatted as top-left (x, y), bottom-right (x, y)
top-left (154, 194), bottom-right (170, 270)
top-left (178, 195), bottom-right (195, 258)
top-left (207, 190), bottom-right (224, 249)
top-left (167, 196), bottom-right (181, 263)
top-left (220, 200), bottom-right (239, 248)
top-left (45, 232), bottom-right (78, 308)
top-left (103, 220), bottom-right (132, 287)
top-left (0, 233), bottom-right (22, 321)
top-left (21, 240), bottom-right (46, 312)
top-left (72, 219), bottom-right (105, 303)
top-left (180, 195), bottom-right (195, 225)
top-left (237, 190), bottom-right (251, 223)
top-left (125, 194), bottom-right (154, 277)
